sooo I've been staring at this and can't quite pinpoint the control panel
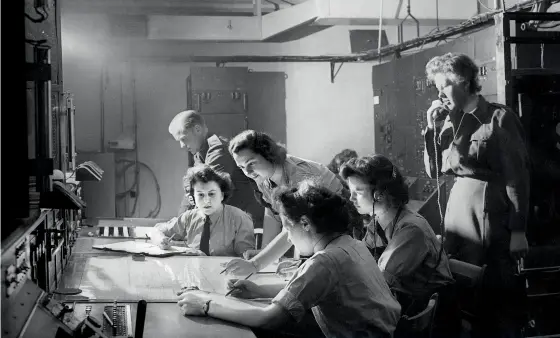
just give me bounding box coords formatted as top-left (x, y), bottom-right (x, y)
top-left (102, 301), bottom-right (133, 338)
top-left (4, 237), bottom-right (32, 298)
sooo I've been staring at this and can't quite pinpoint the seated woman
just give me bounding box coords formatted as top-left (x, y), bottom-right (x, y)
top-left (177, 182), bottom-right (401, 338)
top-left (223, 130), bottom-right (343, 273)
top-left (327, 148), bottom-right (370, 240)
top-left (340, 155), bottom-right (458, 337)
top-left (151, 165), bottom-right (255, 257)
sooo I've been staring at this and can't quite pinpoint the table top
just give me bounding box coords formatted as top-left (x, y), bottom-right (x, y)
top-left (60, 255), bottom-right (284, 302)
top-left (60, 223), bottom-right (287, 338)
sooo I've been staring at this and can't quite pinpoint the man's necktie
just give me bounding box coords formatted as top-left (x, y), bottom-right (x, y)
top-left (199, 216), bottom-right (211, 256)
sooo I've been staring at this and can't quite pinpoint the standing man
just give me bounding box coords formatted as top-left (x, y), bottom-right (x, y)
top-left (168, 110), bottom-right (264, 230)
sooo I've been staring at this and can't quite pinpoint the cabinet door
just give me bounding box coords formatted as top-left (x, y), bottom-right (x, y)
top-left (203, 113), bottom-right (247, 140)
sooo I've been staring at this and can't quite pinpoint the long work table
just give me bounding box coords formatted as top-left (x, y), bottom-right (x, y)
top-left (55, 218), bottom-right (287, 338)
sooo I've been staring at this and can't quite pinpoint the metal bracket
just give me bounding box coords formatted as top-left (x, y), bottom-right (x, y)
top-left (330, 62), bottom-right (345, 83)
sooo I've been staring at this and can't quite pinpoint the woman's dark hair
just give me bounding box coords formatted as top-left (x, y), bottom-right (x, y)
top-left (340, 155), bottom-right (409, 206)
top-left (229, 130), bottom-right (287, 213)
top-left (327, 149), bottom-right (358, 174)
top-left (425, 53), bottom-right (482, 94)
top-left (274, 181), bottom-right (351, 234)
top-left (186, 165), bottom-right (234, 203)
top-left (228, 130), bottom-right (287, 165)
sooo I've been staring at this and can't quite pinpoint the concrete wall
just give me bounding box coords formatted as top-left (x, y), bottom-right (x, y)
top-left (61, 9), bottom-right (453, 218)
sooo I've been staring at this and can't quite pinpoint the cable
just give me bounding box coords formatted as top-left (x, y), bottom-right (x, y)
top-left (25, 6), bottom-right (48, 23)
top-left (264, 0), bottom-right (280, 11)
top-left (115, 159), bottom-right (161, 218)
top-left (433, 128), bottom-right (446, 253)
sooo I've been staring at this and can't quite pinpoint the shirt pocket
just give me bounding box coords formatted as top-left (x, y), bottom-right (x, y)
top-left (468, 130), bottom-right (491, 164)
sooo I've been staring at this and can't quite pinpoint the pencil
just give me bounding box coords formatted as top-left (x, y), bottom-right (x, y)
top-left (219, 267), bottom-right (228, 275)
top-left (224, 273), bottom-right (254, 297)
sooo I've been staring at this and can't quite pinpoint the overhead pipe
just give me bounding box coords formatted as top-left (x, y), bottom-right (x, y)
top-left (129, 0), bottom-right (558, 64)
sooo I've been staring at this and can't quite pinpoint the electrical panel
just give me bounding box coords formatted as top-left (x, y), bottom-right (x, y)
top-left (186, 67), bottom-right (287, 144)
top-left (187, 67), bottom-right (249, 141)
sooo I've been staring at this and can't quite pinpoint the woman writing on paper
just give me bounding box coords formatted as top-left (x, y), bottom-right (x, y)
top-left (223, 130), bottom-right (344, 274)
top-left (177, 182), bottom-right (401, 338)
top-left (150, 165), bottom-right (255, 257)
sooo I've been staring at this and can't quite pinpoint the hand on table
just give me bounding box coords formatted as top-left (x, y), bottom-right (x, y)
top-left (177, 290), bottom-right (209, 316)
top-left (226, 279), bottom-right (265, 299)
top-left (158, 236), bottom-right (172, 250)
top-left (221, 258), bottom-right (257, 276)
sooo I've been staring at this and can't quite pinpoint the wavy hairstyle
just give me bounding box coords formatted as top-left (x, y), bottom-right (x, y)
top-left (186, 165), bottom-right (234, 203)
top-left (425, 53), bottom-right (482, 95)
top-left (327, 149), bottom-right (358, 175)
top-left (340, 155), bottom-right (409, 207)
top-left (274, 181), bottom-right (351, 234)
top-left (228, 130), bottom-right (287, 213)
top-left (228, 130), bottom-right (287, 165)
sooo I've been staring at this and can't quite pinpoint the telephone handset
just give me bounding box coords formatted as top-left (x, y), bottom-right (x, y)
top-left (433, 99), bottom-right (450, 123)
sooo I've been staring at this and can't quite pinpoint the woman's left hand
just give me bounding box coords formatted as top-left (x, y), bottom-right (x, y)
top-left (177, 290), bottom-right (209, 316)
top-left (510, 231), bottom-right (529, 260)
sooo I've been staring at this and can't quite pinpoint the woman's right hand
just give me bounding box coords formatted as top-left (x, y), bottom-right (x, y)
top-left (226, 279), bottom-right (265, 299)
top-left (426, 99), bottom-right (448, 129)
top-left (158, 236), bottom-right (172, 250)
top-left (221, 258), bottom-right (258, 275)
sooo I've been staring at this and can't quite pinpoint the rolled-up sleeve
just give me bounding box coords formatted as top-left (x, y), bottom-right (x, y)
top-left (154, 214), bottom-right (189, 239)
top-left (378, 226), bottom-right (428, 289)
top-left (493, 111), bottom-right (531, 232)
top-left (233, 212), bottom-right (256, 256)
top-left (272, 258), bottom-right (337, 322)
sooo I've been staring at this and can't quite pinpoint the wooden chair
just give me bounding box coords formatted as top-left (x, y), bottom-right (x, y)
top-left (397, 293), bottom-right (439, 338)
top-left (448, 258), bottom-right (487, 333)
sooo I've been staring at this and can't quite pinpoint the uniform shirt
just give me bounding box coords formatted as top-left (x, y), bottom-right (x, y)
top-left (423, 96), bottom-right (530, 232)
top-left (155, 205), bottom-right (255, 257)
top-left (256, 154), bottom-right (344, 224)
top-left (272, 235), bottom-right (401, 338)
top-left (363, 207), bottom-right (454, 301)
top-left (179, 134), bottom-right (264, 228)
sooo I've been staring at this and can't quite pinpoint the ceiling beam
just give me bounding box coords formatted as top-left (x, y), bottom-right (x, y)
top-left (146, 0), bottom-right (477, 41)
top-left (61, 0), bottom-right (294, 16)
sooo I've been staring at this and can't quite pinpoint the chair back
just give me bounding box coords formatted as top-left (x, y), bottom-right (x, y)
top-left (399, 293), bottom-right (439, 338)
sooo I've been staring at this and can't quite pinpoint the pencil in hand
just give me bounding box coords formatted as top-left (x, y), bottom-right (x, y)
top-left (224, 273), bottom-right (254, 297)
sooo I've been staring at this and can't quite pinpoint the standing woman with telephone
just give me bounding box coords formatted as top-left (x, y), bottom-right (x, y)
top-left (422, 53), bottom-right (530, 338)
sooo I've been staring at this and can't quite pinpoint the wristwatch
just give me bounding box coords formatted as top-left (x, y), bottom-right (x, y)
top-left (202, 300), bottom-right (211, 316)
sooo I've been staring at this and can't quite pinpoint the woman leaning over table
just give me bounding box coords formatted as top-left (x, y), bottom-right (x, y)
top-left (222, 130), bottom-right (344, 275)
top-left (177, 181), bottom-right (401, 338)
